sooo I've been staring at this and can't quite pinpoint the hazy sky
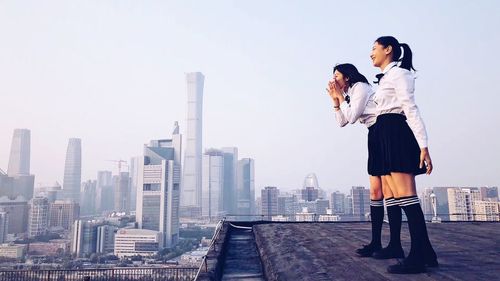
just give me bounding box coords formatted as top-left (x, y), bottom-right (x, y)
top-left (1, 1), bottom-right (499, 195)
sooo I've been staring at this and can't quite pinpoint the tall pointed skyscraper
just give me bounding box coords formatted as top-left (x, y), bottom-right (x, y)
top-left (4, 129), bottom-right (35, 200)
top-left (182, 72), bottom-right (204, 217)
top-left (7, 129), bottom-right (31, 176)
top-left (62, 138), bottom-right (82, 202)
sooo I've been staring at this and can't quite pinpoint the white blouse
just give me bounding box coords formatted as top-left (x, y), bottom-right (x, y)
top-left (335, 82), bottom-right (377, 128)
top-left (373, 62), bottom-right (428, 148)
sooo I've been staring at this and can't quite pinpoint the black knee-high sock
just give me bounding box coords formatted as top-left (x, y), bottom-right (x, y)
top-left (399, 195), bottom-right (436, 263)
top-left (370, 199), bottom-right (384, 247)
top-left (385, 197), bottom-right (402, 249)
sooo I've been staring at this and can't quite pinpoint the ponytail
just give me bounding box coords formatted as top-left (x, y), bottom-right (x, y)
top-left (399, 43), bottom-right (415, 71)
top-left (375, 36), bottom-right (416, 71)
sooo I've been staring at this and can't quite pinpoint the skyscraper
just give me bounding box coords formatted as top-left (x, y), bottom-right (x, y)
top-left (0, 196), bottom-right (29, 234)
top-left (202, 149), bottom-right (224, 221)
top-left (221, 147), bottom-right (238, 214)
top-left (277, 193), bottom-right (296, 216)
top-left (129, 157), bottom-right (140, 212)
top-left (301, 174), bottom-right (320, 202)
top-left (7, 129), bottom-right (31, 176)
top-left (237, 158), bottom-right (255, 216)
top-left (28, 197), bottom-right (50, 238)
top-left (432, 186), bottom-right (452, 221)
top-left (331, 191), bottom-right (346, 214)
top-left (72, 220), bottom-right (99, 257)
top-left (0, 212), bottom-right (8, 243)
top-left (96, 225), bottom-right (116, 254)
top-left (262, 186), bottom-right (279, 220)
top-left (62, 138), bottom-right (82, 202)
top-left (49, 200), bottom-right (80, 230)
top-left (114, 172), bottom-right (130, 214)
top-left (81, 180), bottom-right (97, 215)
top-left (182, 72), bottom-right (204, 217)
top-left (96, 171), bottom-right (113, 213)
top-left (5, 129), bottom-right (35, 200)
top-left (136, 122), bottom-right (181, 248)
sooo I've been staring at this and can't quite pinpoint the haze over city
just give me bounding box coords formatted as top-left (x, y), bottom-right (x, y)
top-left (1, 0), bottom-right (499, 193)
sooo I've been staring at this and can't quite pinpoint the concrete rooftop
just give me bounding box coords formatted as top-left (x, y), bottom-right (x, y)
top-left (197, 221), bottom-right (500, 281)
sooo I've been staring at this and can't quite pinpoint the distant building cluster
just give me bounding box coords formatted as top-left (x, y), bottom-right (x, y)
top-left (420, 186), bottom-right (499, 222)
top-left (259, 174), bottom-right (367, 222)
top-left (0, 72), bottom-right (260, 265)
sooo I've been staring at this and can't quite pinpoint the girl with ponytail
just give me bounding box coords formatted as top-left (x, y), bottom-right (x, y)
top-left (369, 36), bottom-right (438, 274)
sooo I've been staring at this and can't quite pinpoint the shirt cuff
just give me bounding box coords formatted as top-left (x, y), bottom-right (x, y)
top-left (417, 138), bottom-right (428, 149)
top-left (339, 100), bottom-right (349, 111)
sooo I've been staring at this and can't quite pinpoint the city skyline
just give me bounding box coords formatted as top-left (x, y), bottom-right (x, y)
top-left (1, 1), bottom-right (499, 193)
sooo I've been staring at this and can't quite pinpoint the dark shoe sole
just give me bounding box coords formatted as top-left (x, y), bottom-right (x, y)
top-left (355, 245), bottom-right (381, 256)
top-left (426, 260), bottom-right (439, 267)
top-left (373, 253), bottom-right (405, 259)
top-left (372, 248), bottom-right (405, 260)
top-left (387, 264), bottom-right (426, 274)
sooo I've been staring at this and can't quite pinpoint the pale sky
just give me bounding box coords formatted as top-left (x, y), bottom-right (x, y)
top-left (1, 0), bottom-right (499, 195)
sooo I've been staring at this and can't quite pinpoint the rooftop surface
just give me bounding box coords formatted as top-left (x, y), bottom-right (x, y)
top-left (197, 221), bottom-right (500, 281)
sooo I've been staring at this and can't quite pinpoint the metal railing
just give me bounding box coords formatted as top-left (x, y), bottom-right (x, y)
top-left (0, 267), bottom-right (198, 281)
top-left (193, 219), bottom-right (227, 280)
top-left (217, 213), bottom-right (500, 223)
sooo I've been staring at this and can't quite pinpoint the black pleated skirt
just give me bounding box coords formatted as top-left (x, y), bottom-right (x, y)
top-left (375, 113), bottom-right (427, 176)
top-left (367, 122), bottom-right (384, 176)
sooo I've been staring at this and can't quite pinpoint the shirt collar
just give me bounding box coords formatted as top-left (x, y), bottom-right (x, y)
top-left (382, 61), bottom-right (398, 74)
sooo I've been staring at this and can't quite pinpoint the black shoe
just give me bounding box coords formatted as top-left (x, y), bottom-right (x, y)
top-left (387, 260), bottom-right (426, 274)
top-left (373, 246), bottom-right (405, 259)
top-left (425, 257), bottom-right (439, 268)
top-left (355, 243), bottom-right (381, 257)
top-left (424, 249), bottom-right (439, 267)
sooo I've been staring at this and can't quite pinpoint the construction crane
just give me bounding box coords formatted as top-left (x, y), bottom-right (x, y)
top-left (106, 159), bottom-right (129, 174)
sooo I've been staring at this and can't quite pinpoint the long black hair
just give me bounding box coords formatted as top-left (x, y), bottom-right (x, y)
top-left (333, 63), bottom-right (370, 88)
top-left (375, 36), bottom-right (415, 71)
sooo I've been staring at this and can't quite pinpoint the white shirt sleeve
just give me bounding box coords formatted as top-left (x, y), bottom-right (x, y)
top-left (393, 70), bottom-right (428, 148)
top-left (335, 109), bottom-right (349, 127)
top-left (339, 83), bottom-right (370, 124)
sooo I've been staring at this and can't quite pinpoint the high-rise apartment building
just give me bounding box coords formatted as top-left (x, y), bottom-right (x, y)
top-left (448, 188), bottom-right (481, 221)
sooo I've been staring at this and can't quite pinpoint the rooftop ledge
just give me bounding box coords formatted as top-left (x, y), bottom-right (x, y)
top-left (196, 221), bottom-right (500, 281)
